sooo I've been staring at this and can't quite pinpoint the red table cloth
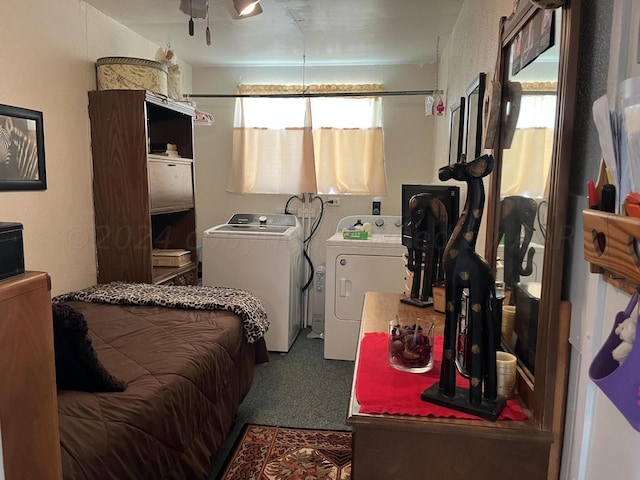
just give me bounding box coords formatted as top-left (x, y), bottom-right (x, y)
top-left (355, 332), bottom-right (528, 421)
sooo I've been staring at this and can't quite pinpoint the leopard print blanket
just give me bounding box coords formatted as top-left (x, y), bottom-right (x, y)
top-left (53, 282), bottom-right (268, 343)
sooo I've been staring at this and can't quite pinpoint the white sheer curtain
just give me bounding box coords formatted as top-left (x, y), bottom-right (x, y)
top-left (500, 94), bottom-right (556, 198)
top-left (312, 96), bottom-right (386, 195)
top-left (228, 96), bottom-right (317, 194)
top-left (227, 84), bottom-right (387, 195)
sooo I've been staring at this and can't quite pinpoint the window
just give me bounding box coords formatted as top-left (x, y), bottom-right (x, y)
top-left (227, 84), bottom-right (387, 195)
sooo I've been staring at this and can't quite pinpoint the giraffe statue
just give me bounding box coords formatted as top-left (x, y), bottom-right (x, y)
top-left (437, 154), bottom-right (498, 406)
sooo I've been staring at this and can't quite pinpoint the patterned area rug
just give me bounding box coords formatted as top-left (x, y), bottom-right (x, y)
top-left (217, 424), bottom-right (352, 480)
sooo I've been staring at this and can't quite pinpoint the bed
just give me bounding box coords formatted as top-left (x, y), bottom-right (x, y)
top-left (51, 282), bottom-right (269, 480)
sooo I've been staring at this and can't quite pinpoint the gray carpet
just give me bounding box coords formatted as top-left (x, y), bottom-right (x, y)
top-left (208, 328), bottom-right (355, 479)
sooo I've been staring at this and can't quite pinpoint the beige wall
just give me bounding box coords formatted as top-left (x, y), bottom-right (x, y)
top-left (0, 0), bottom-right (191, 296)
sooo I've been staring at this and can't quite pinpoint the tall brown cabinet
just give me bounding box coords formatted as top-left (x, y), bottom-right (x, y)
top-left (88, 90), bottom-right (198, 286)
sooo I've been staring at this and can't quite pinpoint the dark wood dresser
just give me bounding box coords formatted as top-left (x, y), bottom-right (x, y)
top-left (347, 292), bottom-right (554, 479)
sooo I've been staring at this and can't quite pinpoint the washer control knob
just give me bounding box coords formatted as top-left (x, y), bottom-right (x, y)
top-left (374, 218), bottom-right (385, 227)
top-left (340, 259), bottom-right (347, 266)
top-left (259, 215), bottom-right (268, 225)
top-left (394, 219), bottom-right (403, 227)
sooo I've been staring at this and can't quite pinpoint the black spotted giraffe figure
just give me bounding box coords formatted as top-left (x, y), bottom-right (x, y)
top-left (437, 154), bottom-right (498, 406)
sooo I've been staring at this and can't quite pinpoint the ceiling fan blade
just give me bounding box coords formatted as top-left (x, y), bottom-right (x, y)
top-left (179, 0), bottom-right (206, 19)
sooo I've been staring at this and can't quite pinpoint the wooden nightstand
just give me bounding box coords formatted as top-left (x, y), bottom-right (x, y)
top-left (347, 291), bottom-right (553, 480)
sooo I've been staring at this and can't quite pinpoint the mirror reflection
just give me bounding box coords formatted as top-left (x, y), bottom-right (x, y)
top-left (465, 73), bottom-right (486, 161)
top-left (449, 98), bottom-right (465, 165)
top-left (497, 8), bottom-right (560, 378)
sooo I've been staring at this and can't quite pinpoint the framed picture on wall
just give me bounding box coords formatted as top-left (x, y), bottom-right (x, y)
top-left (0, 103), bottom-right (47, 191)
top-left (448, 97), bottom-right (465, 165)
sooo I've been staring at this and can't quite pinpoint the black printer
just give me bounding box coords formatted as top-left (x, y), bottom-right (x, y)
top-left (0, 222), bottom-right (25, 281)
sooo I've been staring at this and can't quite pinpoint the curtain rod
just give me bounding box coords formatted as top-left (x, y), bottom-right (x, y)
top-left (188, 90), bottom-right (437, 99)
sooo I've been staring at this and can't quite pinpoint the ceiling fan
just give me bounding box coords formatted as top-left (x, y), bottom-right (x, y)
top-left (179, 0), bottom-right (262, 45)
top-left (179, 0), bottom-right (262, 22)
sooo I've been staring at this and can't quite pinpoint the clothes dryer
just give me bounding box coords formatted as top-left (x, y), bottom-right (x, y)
top-left (202, 213), bottom-right (303, 352)
top-left (324, 215), bottom-right (407, 360)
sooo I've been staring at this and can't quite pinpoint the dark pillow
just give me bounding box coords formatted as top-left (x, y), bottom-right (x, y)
top-left (51, 303), bottom-right (127, 392)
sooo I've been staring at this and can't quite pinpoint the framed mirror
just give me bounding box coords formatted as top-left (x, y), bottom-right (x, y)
top-left (448, 97), bottom-right (465, 165)
top-left (485, 0), bottom-right (581, 428)
top-left (465, 72), bottom-right (486, 161)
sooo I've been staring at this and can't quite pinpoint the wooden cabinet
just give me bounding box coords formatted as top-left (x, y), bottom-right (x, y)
top-left (88, 90), bottom-right (197, 285)
top-left (0, 272), bottom-right (62, 480)
top-left (347, 292), bottom-right (569, 480)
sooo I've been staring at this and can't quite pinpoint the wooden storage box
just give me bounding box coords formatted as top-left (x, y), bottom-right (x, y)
top-left (583, 209), bottom-right (640, 281)
top-left (152, 249), bottom-right (191, 267)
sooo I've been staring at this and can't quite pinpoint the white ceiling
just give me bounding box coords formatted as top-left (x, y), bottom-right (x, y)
top-left (84, 0), bottom-right (464, 67)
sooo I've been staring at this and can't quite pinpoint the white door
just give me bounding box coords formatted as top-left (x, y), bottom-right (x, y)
top-left (334, 253), bottom-right (405, 320)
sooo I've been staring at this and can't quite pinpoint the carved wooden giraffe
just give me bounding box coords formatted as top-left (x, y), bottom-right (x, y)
top-left (438, 154), bottom-right (498, 406)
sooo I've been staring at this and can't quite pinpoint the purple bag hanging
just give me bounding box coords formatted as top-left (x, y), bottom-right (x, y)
top-left (589, 288), bottom-right (640, 431)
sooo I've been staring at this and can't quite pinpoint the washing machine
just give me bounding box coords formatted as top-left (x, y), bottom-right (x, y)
top-left (324, 215), bottom-right (407, 361)
top-left (202, 213), bottom-right (303, 353)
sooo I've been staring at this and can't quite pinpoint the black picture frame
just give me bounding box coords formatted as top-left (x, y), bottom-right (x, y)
top-left (512, 8), bottom-right (555, 76)
top-left (0, 103), bottom-right (47, 191)
top-left (448, 97), bottom-right (465, 165)
top-left (465, 72), bottom-right (486, 162)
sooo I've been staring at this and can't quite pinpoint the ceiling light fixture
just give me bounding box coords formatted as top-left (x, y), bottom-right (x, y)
top-left (233, 0), bottom-right (262, 17)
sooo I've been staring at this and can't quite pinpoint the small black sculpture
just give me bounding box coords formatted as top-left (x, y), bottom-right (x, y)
top-left (498, 195), bottom-right (537, 299)
top-left (421, 155), bottom-right (505, 420)
top-left (402, 193), bottom-right (448, 308)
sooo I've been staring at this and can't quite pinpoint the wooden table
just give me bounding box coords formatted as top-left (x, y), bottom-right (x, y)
top-left (347, 292), bottom-right (553, 480)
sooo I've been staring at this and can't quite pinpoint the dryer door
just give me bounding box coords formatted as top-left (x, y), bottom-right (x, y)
top-left (334, 253), bottom-right (405, 321)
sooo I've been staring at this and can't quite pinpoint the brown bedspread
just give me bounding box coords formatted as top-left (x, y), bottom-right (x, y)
top-left (57, 301), bottom-right (265, 480)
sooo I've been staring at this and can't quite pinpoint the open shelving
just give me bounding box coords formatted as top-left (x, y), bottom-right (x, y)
top-left (88, 89), bottom-right (197, 286)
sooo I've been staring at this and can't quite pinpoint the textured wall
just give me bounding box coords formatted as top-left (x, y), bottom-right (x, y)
top-left (568, 1), bottom-right (613, 196)
top-left (435, 0), bottom-right (514, 255)
top-left (0, 0), bottom-right (191, 295)
top-left (435, 0), bottom-right (515, 176)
